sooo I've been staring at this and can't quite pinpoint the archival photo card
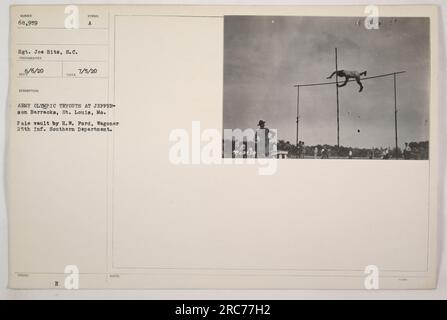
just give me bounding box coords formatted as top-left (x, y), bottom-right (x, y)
top-left (7, 5), bottom-right (438, 290)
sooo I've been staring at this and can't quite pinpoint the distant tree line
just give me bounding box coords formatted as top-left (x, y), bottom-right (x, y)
top-left (277, 140), bottom-right (429, 159)
top-left (222, 137), bottom-right (429, 159)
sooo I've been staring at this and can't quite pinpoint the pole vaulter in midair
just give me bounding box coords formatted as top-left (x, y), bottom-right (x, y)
top-left (293, 48), bottom-right (406, 158)
top-left (326, 69), bottom-right (368, 92)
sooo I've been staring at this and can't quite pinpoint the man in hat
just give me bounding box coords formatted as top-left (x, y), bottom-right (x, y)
top-left (255, 120), bottom-right (270, 158)
top-left (257, 119), bottom-right (266, 129)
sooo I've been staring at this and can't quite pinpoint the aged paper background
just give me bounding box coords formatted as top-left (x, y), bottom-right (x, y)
top-left (5, 4), bottom-right (440, 290)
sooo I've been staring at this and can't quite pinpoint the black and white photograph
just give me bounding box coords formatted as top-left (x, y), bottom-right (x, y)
top-left (223, 16), bottom-right (430, 160)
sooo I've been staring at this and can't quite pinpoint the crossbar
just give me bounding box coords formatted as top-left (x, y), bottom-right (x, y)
top-left (293, 71), bottom-right (406, 87)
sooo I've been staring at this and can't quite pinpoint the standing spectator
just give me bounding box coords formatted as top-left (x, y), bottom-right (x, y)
top-left (247, 147), bottom-right (256, 158)
top-left (297, 141), bottom-right (302, 159)
top-left (404, 142), bottom-right (411, 159)
top-left (348, 149), bottom-right (353, 159)
top-left (300, 141), bottom-right (305, 158)
top-left (255, 120), bottom-right (269, 158)
top-left (314, 147), bottom-right (318, 159)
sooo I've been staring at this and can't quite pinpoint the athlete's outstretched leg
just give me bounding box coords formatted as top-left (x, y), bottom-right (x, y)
top-left (327, 71), bottom-right (337, 79)
top-left (355, 77), bottom-right (364, 92)
top-left (337, 77), bottom-right (349, 88)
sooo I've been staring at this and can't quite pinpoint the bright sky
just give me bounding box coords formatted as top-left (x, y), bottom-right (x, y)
top-left (223, 16), bottom-right (430, 148)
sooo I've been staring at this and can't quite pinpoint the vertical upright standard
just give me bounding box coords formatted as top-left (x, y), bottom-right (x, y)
top-left (296, 85), bottom-right (300, 146)
top-left (335, 48), bottom-right (340, 151)
top-left (393, 72), bottom-right (399, 159)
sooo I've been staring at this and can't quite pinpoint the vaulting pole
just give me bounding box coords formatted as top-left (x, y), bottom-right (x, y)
top-left (335, 48), bottom-right (340, 151)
